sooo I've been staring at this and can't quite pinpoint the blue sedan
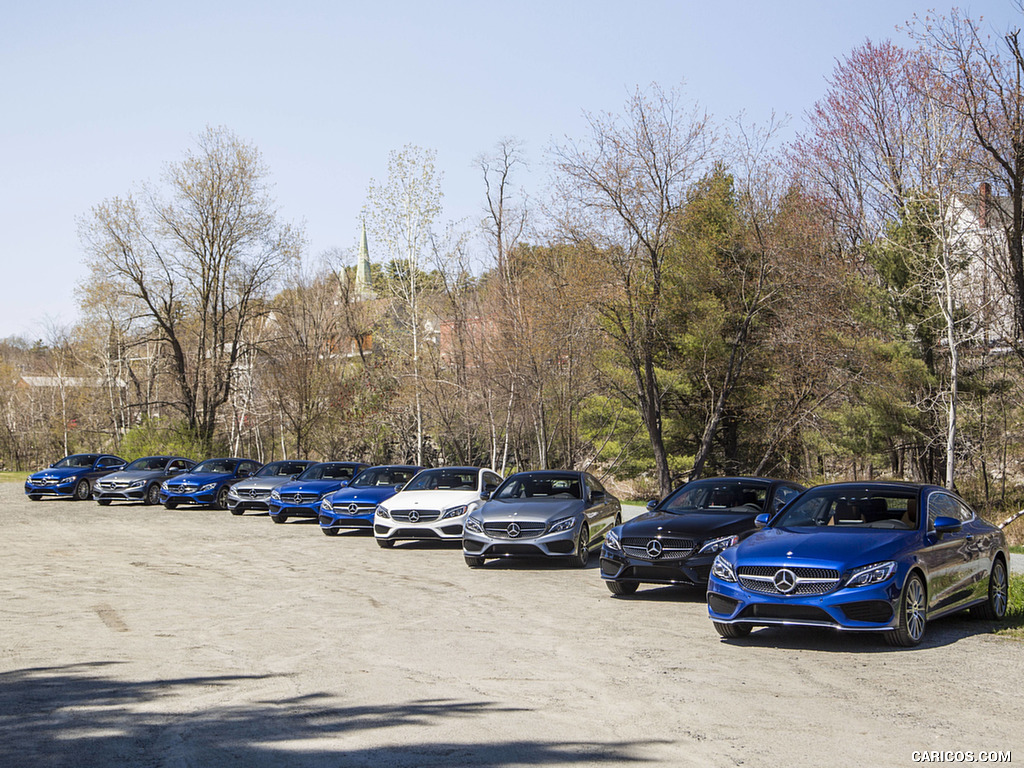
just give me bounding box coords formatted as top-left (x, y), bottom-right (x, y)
top-left (160, 457), bottom-right (262, 510)
top-left (317, 465), bottom-right (423, 536)
top-left (268, 462), bottom-right (370, 524)
top-left (707, 482), bottom-right (1009, 647)
top-left (25, 454), bottom-right (127, 501)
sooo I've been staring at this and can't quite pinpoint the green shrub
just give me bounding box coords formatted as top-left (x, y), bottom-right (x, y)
top-left (118, 418), bottom-right (218, 461)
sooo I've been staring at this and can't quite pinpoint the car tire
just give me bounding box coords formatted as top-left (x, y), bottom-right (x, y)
top-left (230, 507), bottom-right (244, 516)
top-left (270, 514), bottom-right (287, 524)
top-left (465, 555), bottom-right (485, 568)
top-left (214, 487), bottom-right (230, 510)
top-left (606, 580), bottom-right (638, 596)
top-left (145, 484), bottom-right (161, 506)
top-left (164, 500), bottom-right (178, 510)
top-left (74, 479), bottom-right (90, 501)
top-left (97, 498), bottom-right (111, 506)
top-left (322, 527), bottom-right (340, 536)
top-left (376, 538), bottom-right (395, 548)
top-left (569, 524), bottom-right (590, 568)
top-left (972, 558), bottom-right (1009, 621)
top-left (714, 622), bottom-right (752, 639)
top-left (28, 494), bottom-right (41, 501)
top-left (886, 572), bottom-right (927, 647)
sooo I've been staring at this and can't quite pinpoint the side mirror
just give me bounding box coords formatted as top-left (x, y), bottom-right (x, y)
top-left (480, 490), bottom-right (492, 500)
top-left (754, 513), bottom-right (770, 528)
top-left (933, 516), bottom-right (962, 536)
top-left (646, 499), bottom-right (658, 511)
top-left (338, 480), bottom-right (349, 488)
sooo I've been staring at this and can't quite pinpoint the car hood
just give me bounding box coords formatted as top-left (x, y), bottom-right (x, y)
top-left (167, 472), bottom-right (231, 486)
top-left (381, 489), bottom-right (482, 510)
top-left (478, 498), bottom-right (583, 522)
top-left (31, 467), bottom-right (87, 480)
top-left (327, 486), bottom-right (400, 505)
top-left (622, 509), bottom-right (759, 539)
top-left (233, 476), bottom-right (294, 492)
top-left (101, 470), bottom-right (165, 482)
top-left (735, 526), bottom-right (915, 568)
top-left (277, 479), bottom-right (346, 496)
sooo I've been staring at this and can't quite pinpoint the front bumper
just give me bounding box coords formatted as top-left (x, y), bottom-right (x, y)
top-left (463, 523), bottom-right (578, 559)
top-left (268, 501), bottom-right (322, 519)
top-left (160, 490), bottom-right (218, 507)
top-left (706, 574), bottom-right (902, 632)
top-left (25, 479), bottom-right (77, 497)
top-left (93, 485), bottom-right (148, 503)
top-left (226, 495), bottom-right (271, 512)
top-left (599, 547), bottom-right (715, 587)
top-left (319, 506), bottom-right (376, 530)
top-left (374, 512), bottom-right (466, 541)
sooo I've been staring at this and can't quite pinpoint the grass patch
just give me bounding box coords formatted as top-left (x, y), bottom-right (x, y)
top-left (0, 472), bottom-right (29, 484)
top-left (995, 573), bottom-right (1024, 640)
top-left (1010, 545), bottom-right (1024, 555)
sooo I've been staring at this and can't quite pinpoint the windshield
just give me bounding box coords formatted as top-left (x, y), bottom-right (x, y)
top-left (495, 473), bottom-right (582, 500)
top-left (53, 455), bottom-right (98, 468)
top-left (351, 467), bottom-right (418, 488)
top-left (403, 468), bottom-right (478, 492)
top-left (661, 479), bottom-right (769, 514)
top-left (192, 459), bottom-right (238, 474)
top-left (773, 487), bottom-right (918, 530)
top-left (298, 463), bottom-right (359, 481)
top-left (257, 461), bottom-right (311, 477)
top-left (124, 457), bottom-right (171, 471)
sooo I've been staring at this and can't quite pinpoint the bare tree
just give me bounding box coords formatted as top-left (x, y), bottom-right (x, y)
top-left (552, 84), bottom-right (715, 496)
top-left (80, 126), bottom-right (302, 451)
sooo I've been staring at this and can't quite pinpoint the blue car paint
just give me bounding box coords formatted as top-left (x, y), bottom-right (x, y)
top-left (318, 465), bottom-right (424, 532)
top-left (707, 482), bottom-right (1008, 643)
top-left (268, 462), bottom-right (370, 522)
top-left (25, 454), bottom-right (127, 500)
top-left (159, 458), bottom-right (261, 509)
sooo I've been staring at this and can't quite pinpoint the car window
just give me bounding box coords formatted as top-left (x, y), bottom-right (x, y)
top-left (776, 488), bottom-right (917, 529)
top-left (484, 472), bottom-right (502, 492)
top-left (54, 455), bottom-right (97, 469)
top-left (662, 480), bottom-right (768, 513)
top-left (773, 485), bottom-right (800, 511)
top-left (928, 492), bottom-right (960, 527)
top-left (404, 469), bottom-right (478, 492)
top-left (192, 459), bottom-right (237, 474)
top-left (494, 474), bottom-right (581, 500)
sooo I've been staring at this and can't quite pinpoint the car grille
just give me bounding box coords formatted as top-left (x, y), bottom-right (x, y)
top-left (390, 509), bottom-right (441, 523)
top-left (483, 521), bottom-right (548, 539)
top-left (242, 488), bottom-right (270, 500)
top-left (280, 493), bottom-right (319, 505)
top-left (340, 503), bottom-right (376, 516)
top-left (98, 480), bottom-right (131, 490)
top-left (621, 536), bottom-right (696, 561)
top-left (839, 600), bottom-right (893, 623)
top-left (167, 483), bottom-right (197, 493)
top-left (37, 478), bottom-right (60, 486)
top-left (738, 566), bottom-right (840, 596)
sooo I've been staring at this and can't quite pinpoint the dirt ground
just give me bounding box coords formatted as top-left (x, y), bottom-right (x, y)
top-left (2, 481), bottom-right (1021, 768)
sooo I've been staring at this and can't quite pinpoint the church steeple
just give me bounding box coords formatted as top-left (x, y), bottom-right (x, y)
top-left (355, 221), bottom-right (374, 299)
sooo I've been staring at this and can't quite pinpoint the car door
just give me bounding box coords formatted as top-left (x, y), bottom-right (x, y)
top-left (919, 491), bottom-right (976, 614)
top-left (955, 497), bottom-right (994, 604)
top-left (584, 475), bottom-right (616, 539)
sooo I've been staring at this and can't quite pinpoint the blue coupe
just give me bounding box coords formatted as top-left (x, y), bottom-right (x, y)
top-left (268, 461), bottom-right (370, 524)
top-left (25, 453), bottom-right (127, 501)
top-left (707, 482), bottom-right (1009, 646)
top-left (159, 457), bottom-right (262, 510)
top-left (317, 464), bottom-right (423, 536)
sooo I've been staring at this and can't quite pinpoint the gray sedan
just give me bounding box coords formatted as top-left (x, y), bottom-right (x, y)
top-left (463, 470), bottom-right (621, 568)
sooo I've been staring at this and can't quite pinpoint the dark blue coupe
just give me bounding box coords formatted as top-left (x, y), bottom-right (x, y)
top-left (159, 457), bottom-right (262, 510)
top-left (707, 482), bottom-right (1009, 647)
top-left (25, 453), bottom-right (127, 501)
top-left (317, 464), bottom-right (423, 536)
top-left (268, 461), bottom-right (370, 524)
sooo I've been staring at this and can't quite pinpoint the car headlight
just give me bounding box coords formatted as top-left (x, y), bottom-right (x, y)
top-left (604, 528), bottom-right (622, 551)
top-left (442, 504), bottom-right (468, 519)
top-left (711, 554), bottom-right (737, 583)
top-left (128, 480), bottom-right (146, 489)
top-left (270, 489), bottom-right (281, 501)
top-left (161, 481), bottom-right (170, 491)
top-left (845, 561), bottom-right (896, 588)
top-left (465, 515), bottom-right (483, 533)
top-left (698, 535), bottom-right (739, 555)
top-left (58, 476), bottom-right (75, 485)
top-left (321, 498), bottom-right (333, 512)
top-left (375, 504), bottom-right (390, 519)
top-left (197, 483), bottom-right (215, 492)
top-left (548, 516), bottom-right (577, 534)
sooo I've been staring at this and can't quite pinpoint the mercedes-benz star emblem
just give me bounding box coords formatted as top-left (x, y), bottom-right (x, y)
top-left (409, 510), bottom-right (421, 523)
top-left (507, 523), bottom-right (521, 538)
top-left (646, 539), bottom-right (663, 558)
top-left (348, 503), bottom-right (359, 515)
top-left (773, 568), bottom-right (797, 594)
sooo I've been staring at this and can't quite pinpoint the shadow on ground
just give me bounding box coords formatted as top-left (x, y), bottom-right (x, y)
top-left (0, 662), bottom-right (660, 767)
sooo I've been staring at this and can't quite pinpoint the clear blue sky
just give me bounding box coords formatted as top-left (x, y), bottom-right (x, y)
top-left (1, 0), bottom-right (1017, 341)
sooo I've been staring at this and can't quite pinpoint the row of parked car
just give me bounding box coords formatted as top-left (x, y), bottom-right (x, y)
top-left (24, 453), bottom-right (1010, 647)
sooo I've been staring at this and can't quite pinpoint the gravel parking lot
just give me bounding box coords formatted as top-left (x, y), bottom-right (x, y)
top-left (2, 481), bottom-right (1021, 768)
